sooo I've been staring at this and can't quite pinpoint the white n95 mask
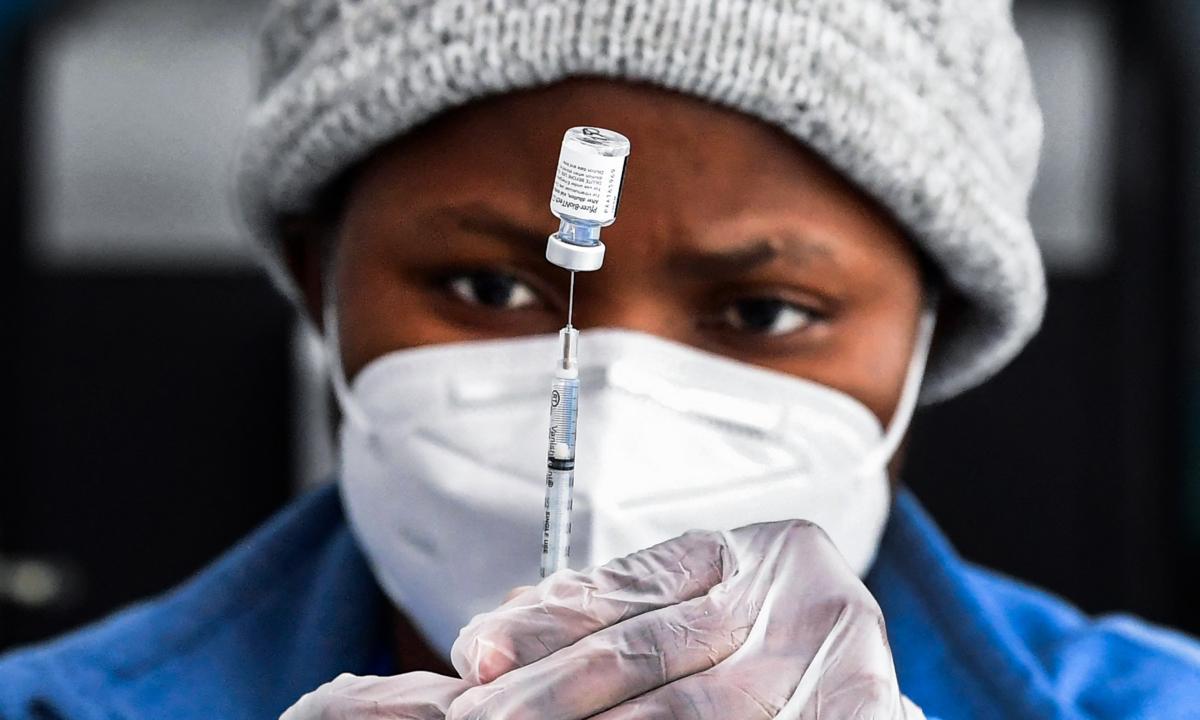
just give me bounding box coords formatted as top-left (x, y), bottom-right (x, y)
top-left (329, 311), bottom-right (935, 659)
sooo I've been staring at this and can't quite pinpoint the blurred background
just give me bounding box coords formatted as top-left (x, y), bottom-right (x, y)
top-left (1, 0), bottom-right (1198, 651)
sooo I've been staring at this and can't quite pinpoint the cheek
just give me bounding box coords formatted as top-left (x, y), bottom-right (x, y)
top-left (769, 289), bottom-right (922, 428)
top-left (804, 243), bottom-right (925, 426)
top-left (332, 243), bottom-right (456, 381)
top-left (847, 311), bottom-right (922, 426)
top-left (847, 282), bottom-right (926, 426)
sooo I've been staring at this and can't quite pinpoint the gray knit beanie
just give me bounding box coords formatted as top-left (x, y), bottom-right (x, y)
top-left (237, 0), bottom-right (1045, 402)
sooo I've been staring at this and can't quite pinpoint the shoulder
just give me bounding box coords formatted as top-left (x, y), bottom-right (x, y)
top-left (0, 597), bottom-right (174, 720)
top-left (965, 564), bottom-right (1200, 717)
top-left (873, 491), bottom-right (1200, 718)
top-left (0, 485), bottom-right (381, 720)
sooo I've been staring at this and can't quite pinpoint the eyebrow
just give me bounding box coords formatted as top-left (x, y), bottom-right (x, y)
top-left (431, 203), bottom-right (549, 251)
top-left (423, 204), bottom-right (836, 275)
top-left (668, 233), bottom-right (836, 277)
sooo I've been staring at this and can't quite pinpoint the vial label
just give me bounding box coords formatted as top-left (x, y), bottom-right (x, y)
top-left (550, 144), bottom-right (627, 224)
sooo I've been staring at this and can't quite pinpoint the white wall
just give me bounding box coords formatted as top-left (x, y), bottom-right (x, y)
top-left (1018, 2), bottom-right (1117, 276)
top-left (28, 0), bottom-right (265, 268)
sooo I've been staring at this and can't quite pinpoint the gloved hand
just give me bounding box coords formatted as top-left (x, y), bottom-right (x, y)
top-left (279, 671), bottom-right (469, 720)
top-left (448, 519), bottom-right (926, 719)
top-left (279, 520), bottom-right (926, 720)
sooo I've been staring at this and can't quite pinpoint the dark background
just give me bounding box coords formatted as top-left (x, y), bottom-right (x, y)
top-left (2, 0), bottom-right (1198, 651)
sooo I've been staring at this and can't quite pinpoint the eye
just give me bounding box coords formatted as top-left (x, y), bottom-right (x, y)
top-left (720, 297), bottom-right (817, 336)
top-left (446, 271), bottom-right (539, 310)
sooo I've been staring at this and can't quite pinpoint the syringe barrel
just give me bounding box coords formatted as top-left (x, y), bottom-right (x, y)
top-left (541, 466), bottom-right (573, 578)
top-left (548, 374), bottom-right (579, 458)
top-left (541, 373), bottom-right (579, 578)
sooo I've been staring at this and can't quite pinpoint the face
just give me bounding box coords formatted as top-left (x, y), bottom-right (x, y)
top-left (291, 78), bottom-right (925, 428)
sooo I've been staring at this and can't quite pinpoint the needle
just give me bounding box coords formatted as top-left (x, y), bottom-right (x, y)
top-left (567, 271), bottom-right (576, 328)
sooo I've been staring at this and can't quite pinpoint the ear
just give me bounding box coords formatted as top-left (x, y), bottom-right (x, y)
top-left (279, 215), bottom-right (330, 331)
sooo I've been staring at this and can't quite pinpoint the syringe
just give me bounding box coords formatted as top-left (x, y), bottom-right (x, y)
top-left (540, 126), bottom-right (631, 578)
top-left (542, 325), bottom-right (579, 577)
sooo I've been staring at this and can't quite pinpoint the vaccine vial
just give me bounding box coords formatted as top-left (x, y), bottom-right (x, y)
top-left (546, 127), bottom-right (631, 272)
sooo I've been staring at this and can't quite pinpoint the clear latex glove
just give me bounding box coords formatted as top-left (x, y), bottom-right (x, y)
top-left (279, 671), bottom-right (469, 720)
top-left (448, 520), bottom-right (927, 720)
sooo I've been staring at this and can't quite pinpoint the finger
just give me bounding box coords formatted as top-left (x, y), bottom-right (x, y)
top-left (446, 582), bottom-right (756, 720)
top-left (503, 585), bottom-right (534, 603)
top-left (901, 695), bottom-right (929, 719)
top-left (587, 670), bottom-right (906, 720)
top-left (590, 643), bottom-right (904, 720)
top-left (451, 587), bottom-right (524, 684)
top-left (451, 529), bottom-right (730, 683)
top-left (460, 586), bottom-right (536, 682)
top-left (593, 576), bottom-right (902, 720)
top-left (587, 672), bottom-right (782, 720)
top-left (582, 520), bottom-right (897, 720)
top-left (591, 677), bottom-right (909, 720)
top-left (281, 672), bottom-right (470, 720)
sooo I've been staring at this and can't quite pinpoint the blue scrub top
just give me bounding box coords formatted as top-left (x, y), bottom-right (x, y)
top-left (2, 485), bottom-right (1198, 719)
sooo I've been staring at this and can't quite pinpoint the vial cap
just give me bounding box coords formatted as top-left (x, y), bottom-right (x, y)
top-left (546, 233), bottom-right (605, 271)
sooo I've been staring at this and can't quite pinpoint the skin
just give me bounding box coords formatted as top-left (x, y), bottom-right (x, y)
top-left (284, 77), bottom-right (926, 675)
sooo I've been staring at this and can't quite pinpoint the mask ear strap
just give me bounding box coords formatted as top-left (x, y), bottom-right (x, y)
top-left (322, 277), bottom-right (372, 433)
top-left (859, 292), bottom-right (939, 471)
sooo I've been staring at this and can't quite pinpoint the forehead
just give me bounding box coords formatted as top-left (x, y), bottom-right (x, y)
top-left (355, 79), bottom-right (881, 219)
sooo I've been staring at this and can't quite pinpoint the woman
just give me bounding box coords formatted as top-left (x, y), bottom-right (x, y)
top-left (3, 1), bottom-right (1198, 718)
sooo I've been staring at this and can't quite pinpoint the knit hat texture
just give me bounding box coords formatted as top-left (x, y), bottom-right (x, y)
top-left (237, 0), bottom-right (1045, 402)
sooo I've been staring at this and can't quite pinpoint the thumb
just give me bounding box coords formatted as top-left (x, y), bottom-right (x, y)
top-left (453, 586), bottom-right (537, 683)
top-left (503, 585), bottom-right (535, 604)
